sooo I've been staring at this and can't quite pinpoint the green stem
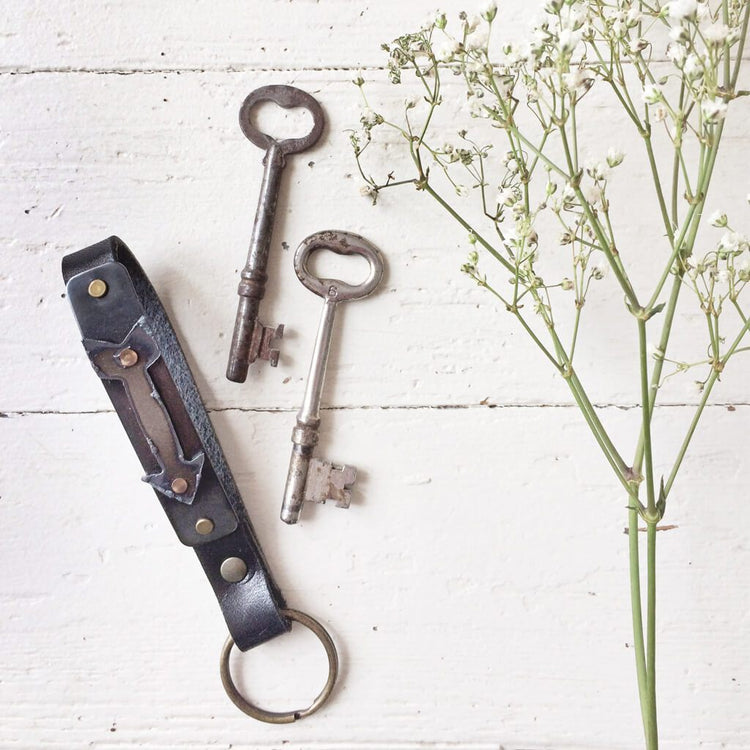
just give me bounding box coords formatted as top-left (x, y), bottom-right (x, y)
top-left (637, 319), bottom-right (656, 515)
top-left (422, 183), bottom-right (516, 276)
top-left (628, 505), bottom-right (650, 743)
top-left (646, 523), bottom-right (659, 749)
top-left (643, 133), bottom-right (675, 245)
top-left (664, 312), bottom-right (750, 496)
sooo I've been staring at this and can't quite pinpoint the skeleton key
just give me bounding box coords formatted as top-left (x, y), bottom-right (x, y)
top-left (226, 85), bottom-right (325, 382)
top-left (281, 231), bottom-right (385, 525)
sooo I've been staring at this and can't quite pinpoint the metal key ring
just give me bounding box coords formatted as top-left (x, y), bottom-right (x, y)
top-left (239, 85), bottom-right (325, 156)
top-left (294, 230), bottom-right (385, 302)
top-left (219, 608), bottom-right (339, 724)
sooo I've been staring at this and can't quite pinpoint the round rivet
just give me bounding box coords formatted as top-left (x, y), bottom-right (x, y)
top-left (87, 279), bottom-right (108, 298)
top-left (220, 557), bottom-right (248, 583)
top-left (195, 517), bottom-right (215, 536)
top-left (118, 348), bottom-right (139, 368)
top-left (171, 477), bottom-right (189, 495)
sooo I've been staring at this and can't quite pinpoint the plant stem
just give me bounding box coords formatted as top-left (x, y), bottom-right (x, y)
top-left (636, 320), bottom-right (659, 750)
top-left (646, 522), bottom-right (658, 749)
top-left (628, 505), bottom-right (651, 742)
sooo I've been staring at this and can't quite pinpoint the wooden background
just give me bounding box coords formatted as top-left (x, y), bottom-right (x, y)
top-left (1, 1), bottom-right (749, 748)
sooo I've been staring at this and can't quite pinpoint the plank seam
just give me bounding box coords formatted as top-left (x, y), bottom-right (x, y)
top-left (0, 402), bottom-right (745, 417)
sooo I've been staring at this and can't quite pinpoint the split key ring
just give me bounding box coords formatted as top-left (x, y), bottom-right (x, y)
top-left (220, 608), bottom-right (338, 724)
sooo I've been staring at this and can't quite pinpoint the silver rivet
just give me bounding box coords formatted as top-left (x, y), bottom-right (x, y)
top-left (195, 517), bottom-right (215, 536)
top-left (118, 348), bottom-right (139, 368)
top-left (88, 279), bottom-right (108, 298)
top-left (220, 557), bottom-right (248, 583)
top-left (171, 477), bottom-right (188, 495)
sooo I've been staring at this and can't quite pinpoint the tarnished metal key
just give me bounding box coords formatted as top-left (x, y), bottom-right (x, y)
top-left (227, 85), bottom-right (325, 382)
top-left (281, 231), bottom-right (385, 525)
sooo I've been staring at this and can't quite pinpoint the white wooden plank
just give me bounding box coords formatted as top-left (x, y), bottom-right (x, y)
top-left (0, 1), bottom-right (534, 72)
top-left (3, 70), bottom-right (750, 413)
top-left (1, 407), bottom-right (748, 748)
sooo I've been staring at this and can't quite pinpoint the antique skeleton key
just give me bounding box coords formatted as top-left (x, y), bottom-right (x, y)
top-left (281, 231), bottom-right (385, 525)
top-left (227, 85), bottom-right (325, 382)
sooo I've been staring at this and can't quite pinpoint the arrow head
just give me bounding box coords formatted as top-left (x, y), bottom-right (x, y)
top-left (144, 451), bottom-right (205, 504)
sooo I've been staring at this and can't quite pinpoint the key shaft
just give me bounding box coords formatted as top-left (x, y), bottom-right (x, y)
top-left (282, 298), bottom-right (338, 524)
top-left (227, 144), bottom-right (285, 382)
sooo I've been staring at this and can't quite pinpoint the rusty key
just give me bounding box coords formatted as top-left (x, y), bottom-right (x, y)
top-left (281, 231), bottom-right (385, 525)
top-left (226, 85), bottom-right (325, 382)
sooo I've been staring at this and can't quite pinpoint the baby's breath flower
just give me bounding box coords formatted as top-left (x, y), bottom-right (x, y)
top-left (709, 210), bottom-right (728, 228)
top-left (716, 267), bottom-right (731, 284)
top-left (465, 92), bottom-right (486, 118)
top-left (359, 184), bottom-right (378, 203)
top-left (455, 184), bottom-right (471, 198)
top-left (720, 231), bottom-right (749, 253)
top-left (667, 42), bottom-right (687, 66)
top-left (433, 9), bottom-right (447, 30)
top-left (461, 12), bottom-right (481, 34)
top-left (435, 36), bottom-right (461, 62)
top-left (626, 8), bottom-right (643, 26)
top-left (562, 68), bottom-right (595, 95)
top-left (586, 159), bottom-right (610, 181)
top-left (669, 25), bottom-right (689, 43)
top-left (496, 187), bottom-right (516, 206)
top-left (561, 277), bottom-right (574, 291)
top-left (704, 22), bottom-right (731, 46)
top-left (606, 147), bottom-right (625, 168)
top-left (465, 26), bottom-right (489, 51)
top-left (590, 260), bottom-right (609, 280)
top-left (642, 84), bottom-right (662, 104)
top-left (584, 184), bottom-right (604, 206)
top-left (361, 107), bottom-right (381, 127)
top-left (701, 97), bottom-right (728, 123)
top-left (558, 27), bottom-right (582, 54)
top-left (667, 0), bottom-right (698, 20)
top-left (480, 0), bottom-right (498, 23)
top-left (683, 53), bottom-right (704, 79)
top-left (648, 342), bottom-right (665, 360)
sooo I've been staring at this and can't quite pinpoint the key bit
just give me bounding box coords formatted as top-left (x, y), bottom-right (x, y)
top-left (226, 85), bottom-right (325, 382)
top-left (280, 231), bottom-right (385, 525)
top-left (250, 320), bottom-right (284, 367)
top-left (305, 459), bottom-right (356, 507)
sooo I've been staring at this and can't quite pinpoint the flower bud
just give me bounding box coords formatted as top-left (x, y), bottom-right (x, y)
top-left (606, 147), bottom-right (625, 168)
top-left (481, 1), bottom-right (498, 23)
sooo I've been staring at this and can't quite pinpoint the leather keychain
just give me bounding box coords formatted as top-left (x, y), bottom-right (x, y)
top-left (62, 236), bottom-right (338, 723)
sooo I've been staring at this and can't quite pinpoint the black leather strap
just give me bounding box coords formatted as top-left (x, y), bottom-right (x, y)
top-left (62, 236), bottom-right (290, 650)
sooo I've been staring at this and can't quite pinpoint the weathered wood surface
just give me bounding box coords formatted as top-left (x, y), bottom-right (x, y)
top-left (2, 2), bottom-right (749, 748)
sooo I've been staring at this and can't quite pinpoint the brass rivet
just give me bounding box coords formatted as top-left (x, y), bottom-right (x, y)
top-left (118, 348), bottom-right (139, 368)
top-left (195, 517), bottom-right (215, 536)
top-left (87, 279), bottom-right (108, 298)
top-left (220, 557), bottom-right (248, 583)
top-left (171, 477), bottom-right (189, 495)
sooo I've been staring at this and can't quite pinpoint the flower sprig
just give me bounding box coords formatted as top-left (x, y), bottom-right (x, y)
top-left (351, 1), bottom-right (750, 747)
